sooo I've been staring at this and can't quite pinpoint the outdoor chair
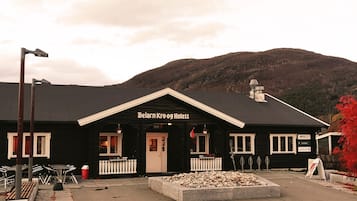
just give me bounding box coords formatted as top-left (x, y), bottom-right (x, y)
top-left (42, 165), bottom-right (58, 184)
top-left (0, 166), bottom-right (15, 189)
top-left (31, 164), bottom-right (47, 184)
top-left (63, 165), bottom-right (78, 184)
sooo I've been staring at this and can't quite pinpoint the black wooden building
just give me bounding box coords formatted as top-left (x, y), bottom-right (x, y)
top-left (0, 82), bottom-right (329, 177)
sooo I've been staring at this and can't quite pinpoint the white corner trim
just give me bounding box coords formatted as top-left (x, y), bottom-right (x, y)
top-left (78, 88), bottom-right (245, 128)
top-left (265, 93), bottom-right (330, 127)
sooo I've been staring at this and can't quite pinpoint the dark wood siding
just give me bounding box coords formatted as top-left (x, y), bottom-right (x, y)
top-left (93, 95), bottom-right (229, 174)
top-left (0, 121), bottom-right (89, 176)
top-left (0, 95), bottom-right (324, 177)
top-left (102, 95), bottom-right (218, 125)
top-left (223, 125), bottom-right (319, 169)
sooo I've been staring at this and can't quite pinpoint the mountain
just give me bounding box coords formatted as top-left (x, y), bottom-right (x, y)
top-left (120, 48), bottom-right (357, 120)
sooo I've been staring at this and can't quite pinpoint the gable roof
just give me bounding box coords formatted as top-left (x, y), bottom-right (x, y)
top-left (77, 88), bottom-right (245, 127)
top-left (0, 82), bottom-right (329, 128)
top-left (183, 91), bottom-right (330, 127)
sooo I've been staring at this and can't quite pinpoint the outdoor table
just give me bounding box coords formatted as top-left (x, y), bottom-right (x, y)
top-left (6, 165), bottom-right (28, 171)
top-left (50, 164), bottom-right (69, 184)
top-left (5, 165), bottom-right (28, 177)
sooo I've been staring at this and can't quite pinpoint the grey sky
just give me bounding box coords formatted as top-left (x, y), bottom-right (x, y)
top-left (1, 0), bottom-right (356, 86)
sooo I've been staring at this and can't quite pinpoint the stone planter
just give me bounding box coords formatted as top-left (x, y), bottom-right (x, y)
top-left (330, 172), bottom-right (357, 186)
top-left (148, 172), bottom-right (280, 201)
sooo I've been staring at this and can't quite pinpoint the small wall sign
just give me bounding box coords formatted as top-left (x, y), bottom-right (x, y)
top-left (298, 141), bottom-right (311, 146)
top-left (298, 146), bottom-right (311, 152)
top-left (298, 134), bottom-right (311, 140)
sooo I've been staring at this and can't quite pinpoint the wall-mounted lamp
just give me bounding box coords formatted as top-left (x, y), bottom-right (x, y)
top-left (117, 123), bottom-right (122, 134)
top-left (202, 124), bottom-right (208, 134)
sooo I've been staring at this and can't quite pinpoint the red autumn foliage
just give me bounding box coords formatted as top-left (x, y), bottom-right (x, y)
top-left (334, 95), bottom-right (357, 176)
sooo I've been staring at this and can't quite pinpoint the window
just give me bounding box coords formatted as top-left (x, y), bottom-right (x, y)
top-left (190, 133), bottom-right (209, 154)
top-left (229, 133), bottom-right (255, 154)
top-left (269, 134), bottom-right (297, 154)
top-left (149, 139), bottom-right (158, 151)
top-left (99, 133), bottom-right (122, 156)
top-left (7, 132), bottom-right (51, 159)
top-left (35, 135), bottom-right (48, 156)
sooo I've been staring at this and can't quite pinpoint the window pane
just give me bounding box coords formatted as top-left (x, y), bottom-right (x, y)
top-left (13, 136), bottom-right (18, 155)
top-left (318, 138), bottom-right (329, 155)
top-left (110, 136), bottom-right (118, 153)
top-left (245, 136), bottom-right (251, 152)
top-left (280, 136), bottom-right (286, 151)
top-left (273, 137), bottom-right (278, 151)
top-left (191, 138), bottom-right (197, 152)
top-left (99, 136), bottom-right (108, 154)
top-left (229, 136), bottom-right (235, 152)
top-left (237, 136), bottom-right (243, 152)
top-left (149, 139), bottom-right (157, 152)
top-left (199, 136), bottom-right (206, 152)
top-left (25, 136), bottom-right (31, 155)
top-left (288, 137), bottom-right (293, 151)
top-left (37, 136), bottom-right (46, 155)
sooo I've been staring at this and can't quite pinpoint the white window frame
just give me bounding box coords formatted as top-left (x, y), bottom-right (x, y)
top-left (7, 132), bottom-right (51, 159)
top-left (229, 133), bottom-right (255, 154)
top-left (269, 134), bottom-right (297, 154)
top-left (99, 132), bottom-right (122, 156)
top-left (190, 133), bottom-right (210, 155)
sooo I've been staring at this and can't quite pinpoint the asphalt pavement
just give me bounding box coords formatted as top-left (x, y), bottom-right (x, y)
top-left (34, 170), bottom-right (356, 201)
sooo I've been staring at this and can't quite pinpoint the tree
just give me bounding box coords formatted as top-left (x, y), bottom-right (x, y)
top-left (335, 95), bottom-right (357, 176)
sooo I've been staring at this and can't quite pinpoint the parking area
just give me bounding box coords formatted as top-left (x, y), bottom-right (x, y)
top-left (34, 170), bottom-right (356, 201)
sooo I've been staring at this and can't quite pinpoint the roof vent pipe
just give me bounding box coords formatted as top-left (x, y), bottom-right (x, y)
top-left (249, 79), bottom-right (267, 102)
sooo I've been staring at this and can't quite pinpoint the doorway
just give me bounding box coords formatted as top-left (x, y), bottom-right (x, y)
top-left (146, 133), bottom-right (168, 173)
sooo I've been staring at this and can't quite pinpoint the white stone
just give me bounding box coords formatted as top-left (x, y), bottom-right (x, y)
top-left (162, 171), bottom-right (267, 188)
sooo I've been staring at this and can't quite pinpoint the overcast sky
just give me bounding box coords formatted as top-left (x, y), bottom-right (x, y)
top-left (1, 0), bottom-right (356, 86)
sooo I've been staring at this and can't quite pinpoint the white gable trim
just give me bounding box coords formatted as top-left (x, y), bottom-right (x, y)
top-left (265, 93), bottom-right (330, 127)
top-left (77, 88), bottom-right (245, 128)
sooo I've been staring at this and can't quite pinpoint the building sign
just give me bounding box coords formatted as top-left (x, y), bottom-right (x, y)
top-left (298, 146), bottom-right (311, 152)
top-left (298, 134), bottom-right (312, 152)
top-left (298, 134), bottom-right (311, 140)
top-left (306, 158), bottom-right (326, 180)
top-left (298, 141), bottom-right (311, 146)
top-left (137, 112), bottom-right (190, 120)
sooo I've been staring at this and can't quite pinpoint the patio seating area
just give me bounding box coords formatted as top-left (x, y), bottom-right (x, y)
top-left (0, 164), bottom-right (79, 193)
top-left (39, 164), bottom-right (79, 185)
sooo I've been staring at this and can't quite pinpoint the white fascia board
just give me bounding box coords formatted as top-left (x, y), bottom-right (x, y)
top-left (78, 88), bottom-right (172, 126)
top-left (78, 88), bottom-right (245, 128)
top-left (316, 132), bottom-right (342, 140)
top-left (166, 89), bottom-right (245, 128)
top-left (265, 93), bottom-right (330, 127)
